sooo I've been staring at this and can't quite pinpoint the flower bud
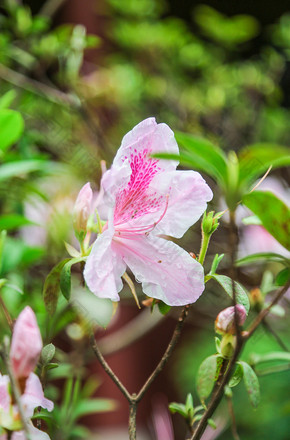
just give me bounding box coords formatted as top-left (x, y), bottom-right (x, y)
top-left (73, 183), bottom-right (93, 238)
top-left (10, 307), bottom-right (43, 379)
top-left (220, 334), bottom-right (236, 358)
top-left (202, 211), bottom-right (222, 236)
top-left (215, 304), bottom-right (247, 335)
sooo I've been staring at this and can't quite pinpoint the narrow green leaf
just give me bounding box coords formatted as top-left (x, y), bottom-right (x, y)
top-left (175, 131), bottom-right (227, 184)
top-left (243, 191), bottom-right (290, 250)
top-left (0, 91), bottom-right (17, 110)
top-left (276, 268), bottom-right (290, 286)
top-left (238, 361), bottom-right (260, 408)
top-left (197, 355), bottom-right (222, 404)
top-left (0, 160), bottom-right (52, 181)
top-left (236, 252), bottom-right (289, 267)
top-left (73, 398), bottom-right (116, 419)
top-left (0, 109), bottom-right (24, 152)
top-left (185, 393), bottom-right (194, 420)
top-left (43, 259), bottom-right (70, 316)
top-left (169, 402), bottom-right (187, 418)
top-left (229, 363), bottom-right (243, 388)
top-left (239, 143), bottom-right (290, 186)
top-left (207, 418), bottom-right (217, 429)
top-left (0, 214), bottom-right (36, 231)
top-left (211, 274), bottom-right (250, 314)
top-left (250, 352), bottom-right (290, 365)
top-left (209, 254), bottom-right (224, 275)
top-left (60, 257), bottom-right (86, 301)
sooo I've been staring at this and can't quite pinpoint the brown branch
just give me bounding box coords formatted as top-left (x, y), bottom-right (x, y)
top-left (90, 333), bottom-right (132, 402)
top-left (135, 305), bottom-right (190, 402)
top-left (244, 281), bottom-right (290, 340)
top-left (189, 282), bottom-right (290, 440)
top-left (226, 395), bottom-right (240, 440)
top-left (0, 296), bottom-right (14, 331)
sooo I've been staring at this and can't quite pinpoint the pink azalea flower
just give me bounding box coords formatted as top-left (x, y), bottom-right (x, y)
top-left (10, 307), bottom-right (43, 379)
top-left (84, 118), bottom-right (213, 306)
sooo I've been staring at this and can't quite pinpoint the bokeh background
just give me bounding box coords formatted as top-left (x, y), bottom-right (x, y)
top-left (0, 0), bottom-right (289, 438)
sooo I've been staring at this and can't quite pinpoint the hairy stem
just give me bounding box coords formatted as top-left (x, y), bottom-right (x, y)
top-left (198, 231), bottom-right (210, 265)
top-left (128, 400), bottom-right (138, 440)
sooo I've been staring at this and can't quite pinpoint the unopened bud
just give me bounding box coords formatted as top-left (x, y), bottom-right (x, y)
top-left (202, 211), bottom-right (222, 236)
top-left (250, 288), bottom-right (263, 312)
top-left (221, 334), bottom-right (236, 358)
top-left (73, 183), bottom-right (93, 238)
top-left (215, 304), bottom-right (247, 335)
top-left (10, 307), bottom-right (43, 379)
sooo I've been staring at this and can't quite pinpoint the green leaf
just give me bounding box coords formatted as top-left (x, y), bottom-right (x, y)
top-left (0, 214), bottom-right (36, 231)
top-left (70, 425), bottom-right (91, 439)
top-left (209, 254), bottom-right (224, 276)
top-left (176, 131), bottom-right (227, 184)
top-left (169, 402), bottom-right (187, 418)
top-left (276, 268), bottom-right (290, 286)
top-left (185, 393), bottom-right (194, 420)
top-left (239, 143), bottom-right (290, 187)
top-left (41, 343), bottom-right (56, 365)
top-left (207, 418), bottom-right (217, 429)
top-left (158, 301), bottom-right (171, 315)
top-left (0, 230), bottom-right (7, 273)
top-left (229, 363), bottom-right (243, 388)
top-left (238, 361), bottom-right (260, 408)
top-left (243, 191), bottom-right (290, 250)
top-left (0, 160), bottom-right (53, 181)
top-left (43, 259), bottom-right (70, 316)
top-left (196, 355), bottom-right (223, 404)
top-left (0, 90), bottom-right (17, 110)
top-left (215, 337), bottom-right (221, 354)
top-left (236, 252), bottom-right (289, 267)
top-left (45, 362), bottom-right (59, 370)
top-left (211, 275), bottom-right (250, 314)
top-left (0, 109), bottom-right (24, 153)
top-left (250, 352), bottom-right (290, 365)
top-left (73, 398), bottom-right (116, 419)
top-left (242, 215), bottom-right (262, 226)
top-left (60, 257), bottom-right (86, 301)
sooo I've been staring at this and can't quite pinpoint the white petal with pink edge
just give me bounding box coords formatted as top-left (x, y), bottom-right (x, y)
top-left (115, 234), bottom-right (205, 306)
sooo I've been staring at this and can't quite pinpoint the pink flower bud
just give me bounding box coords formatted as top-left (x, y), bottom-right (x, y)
top-left (10, 307), bottom-right (43, 379)
top-left (215, 304), bottom-right (246, 335)
top-left (73, 182), bottom-right (93, 236)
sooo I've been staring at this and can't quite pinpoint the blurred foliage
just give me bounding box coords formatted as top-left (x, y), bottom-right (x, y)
top-left (0, 0), bottom-right (289, 438)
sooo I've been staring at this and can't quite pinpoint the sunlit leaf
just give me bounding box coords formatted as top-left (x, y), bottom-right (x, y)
top-left (229, 363), bottom-right (243, 388)
top-left (243, 191), bottom-right (290, 250)
top-left (196, 355), bottom-right (223, 404)
top-left (0, 109), bottom-right (24, 153)
top-left (60, 257), bottom-right (86, 301)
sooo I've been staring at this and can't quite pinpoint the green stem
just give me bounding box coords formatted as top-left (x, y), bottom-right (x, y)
top-left (198, 231), bottom-right (210, 265)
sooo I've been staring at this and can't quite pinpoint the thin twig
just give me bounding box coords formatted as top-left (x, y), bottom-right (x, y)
top-left (0, 341), bottom-right (32, 440)
top-left (189, 282), bottom-right (290, 440)
top-left (262, 319), bottom-right (289, 352)
top-left (244, 281), bottom-right (290, 339)
top-left (90, 333), bottom-right (132, 402)
top-left (135, 305), bottom-right (190, 402)
top-left (226, 395), bottom-right (240, 440)
top-left (0, 296), bottom-right (14, 330)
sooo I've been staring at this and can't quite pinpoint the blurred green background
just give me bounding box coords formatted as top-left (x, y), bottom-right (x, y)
top-left (0, 0), bottom-right (289, 438)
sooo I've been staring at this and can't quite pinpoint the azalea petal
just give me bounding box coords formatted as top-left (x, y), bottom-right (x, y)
top-left (116, 234), bottom-right (204, 306)
top-left (22, 373), bottom-right (53, 417)
top-left (116, 117), bottom-right (179, 172)
top-left (12, 425), bottom-right (51, 440)
top-left (151, 170), bottom-right (213, 238)
top-left (100, 118), bottom-right (179, 219)
top-left (0, 374), bottom-right (10, 412)
top-left (84, 223), bottom-right (126, 301)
